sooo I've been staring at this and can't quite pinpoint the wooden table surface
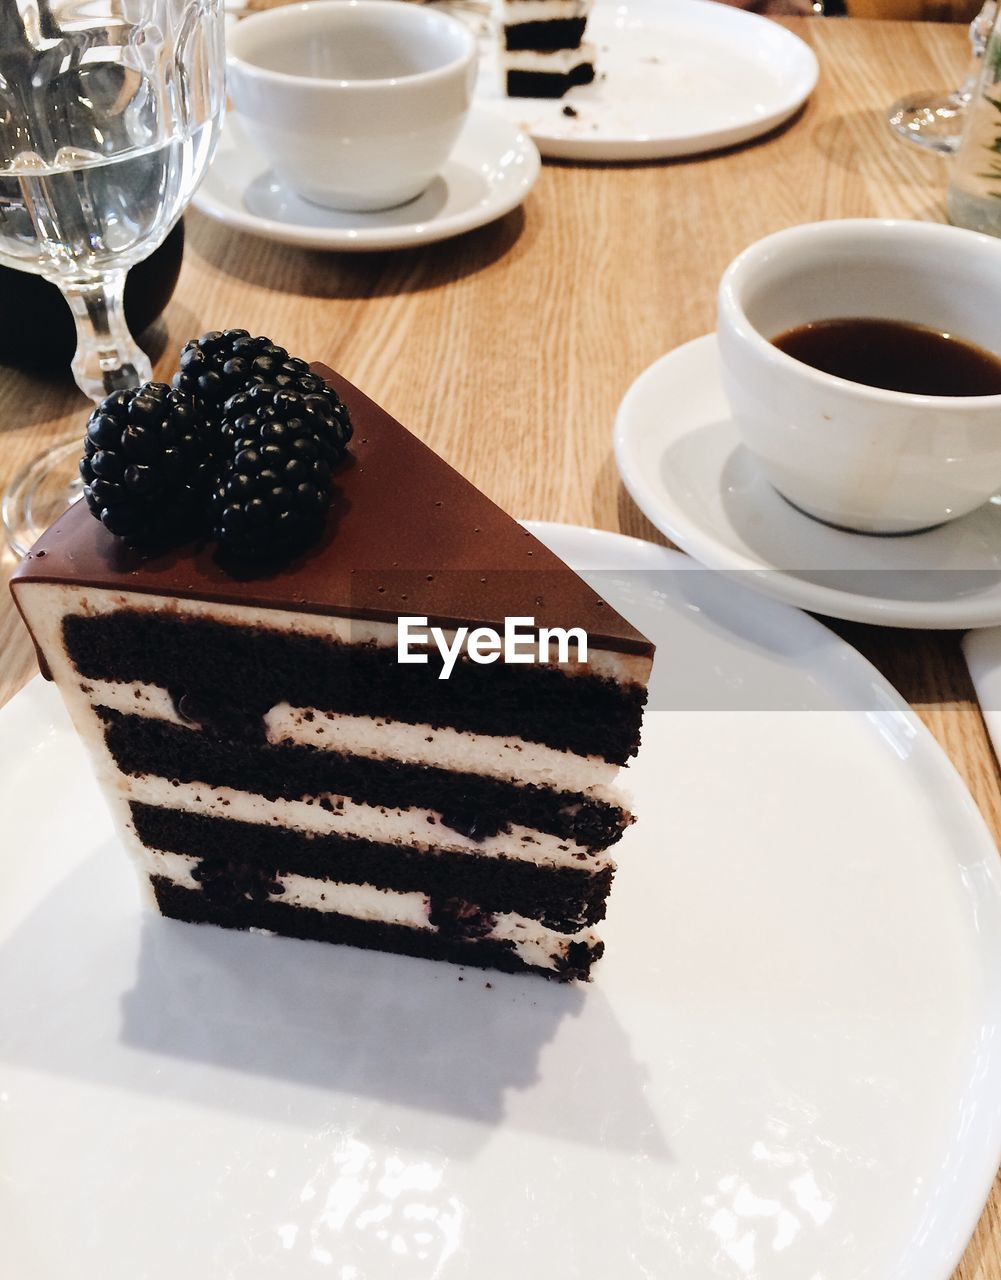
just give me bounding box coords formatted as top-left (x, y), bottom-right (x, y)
top-left (2, 16), bottom-right (1000, 1277)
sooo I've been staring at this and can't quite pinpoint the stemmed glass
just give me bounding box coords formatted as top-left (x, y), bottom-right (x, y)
top-left (0, 0), bottom-right (226, 557)
top-left (887, 0), bottom-right (996, 154)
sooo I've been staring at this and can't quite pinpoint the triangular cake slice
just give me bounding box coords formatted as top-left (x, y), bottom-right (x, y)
top-left (12, 368), bottom-right (654, 981)
top-left (501, 0), bottom-right (596, 99)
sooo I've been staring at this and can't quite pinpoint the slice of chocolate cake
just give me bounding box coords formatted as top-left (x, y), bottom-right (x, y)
top-left (12, 366), bottom-right (653, 982)
top-left (502, 0), bottom-right (596, 99)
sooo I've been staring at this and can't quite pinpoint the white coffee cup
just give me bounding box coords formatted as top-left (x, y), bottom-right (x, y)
top-left (226, 0), bottom-right (477, 212)
top-left (716, 219), bottom-right (1001, 534)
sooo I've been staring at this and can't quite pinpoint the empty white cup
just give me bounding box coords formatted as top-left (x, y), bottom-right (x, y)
top-left (717, 219), bottom-right (1001, 534)
top-left (227, 0), bottom-right (477, 212)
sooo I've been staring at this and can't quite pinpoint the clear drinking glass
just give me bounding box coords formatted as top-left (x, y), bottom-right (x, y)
top-left (947, 0), bottom-right (1001, 232)
top-left (887, 0), bottom-right (996, 155)
top-left (0, 0), bottom-right (226, 557)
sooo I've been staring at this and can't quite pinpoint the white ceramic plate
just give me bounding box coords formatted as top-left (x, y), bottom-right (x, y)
top-left (615, 333), bottom-right (1001, 629)
top-left (192, 107), bottom-right (540, 251)
top-left (477, 0), bottom-right (818, 161)
top-left (3, 522), bottom-right (1001, 1279)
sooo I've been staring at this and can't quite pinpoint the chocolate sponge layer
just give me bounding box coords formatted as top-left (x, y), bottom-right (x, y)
top-left (151, 878), bottom-right (603, 982)
top-left (504, 17), bottom-right (588, 50)
top-left (64, 611), bottom-right (646, 764)
top-left (132, 803), bottom-right (614, 931)
top-left (506, 63), bottom-right (595, 98)
top-left (102, 710), bottom-right (630, 850)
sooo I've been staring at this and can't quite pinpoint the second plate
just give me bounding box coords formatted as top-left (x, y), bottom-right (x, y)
top-left (478, 0), bottom-right (818, 161)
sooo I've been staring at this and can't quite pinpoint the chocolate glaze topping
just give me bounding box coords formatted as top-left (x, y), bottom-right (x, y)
top-left (11, 366), bottom-right (652, 657)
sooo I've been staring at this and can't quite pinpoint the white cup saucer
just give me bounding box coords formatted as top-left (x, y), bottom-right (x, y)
top-left (193, 107), bottom-right (540, 252)
top-left (614, 334), bottom-right (1001, 629)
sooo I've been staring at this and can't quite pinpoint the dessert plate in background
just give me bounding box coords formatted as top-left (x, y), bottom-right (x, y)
top-left (3, 523), bottom-right (1001, 1279)
top-left (615, 333), bottom-right (1001, 628)
top-left (477, 0), bottom-right (818, 161)
top-left (193, 108), bottom-right (540, 251)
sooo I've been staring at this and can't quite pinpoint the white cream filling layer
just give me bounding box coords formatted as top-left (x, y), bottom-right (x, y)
top-left (123, 774), bottom-right (614, 872)
top-left (145, 849), bottom-right (598, 971)
top-left (504, 42), bottom-right (595, 72)
top-left (84, 680), bottom-right (186, 725)
top-left (148, 848), bottom-right (432, 928)
top-left (79, 679), bottom-right (621, 794)
top-left (267, 705), bottom-right (621, 797)
top-left (503, 0), bottom-right (591, 21)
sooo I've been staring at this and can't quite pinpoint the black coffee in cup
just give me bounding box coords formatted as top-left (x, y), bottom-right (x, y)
top-left (772, 318), bottom-right (1001, 397)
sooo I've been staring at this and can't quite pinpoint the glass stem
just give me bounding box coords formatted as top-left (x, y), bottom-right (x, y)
top-left (960, 1), bottom-right (998, 101)
top-left (62, 271), bottom-right (152, 403)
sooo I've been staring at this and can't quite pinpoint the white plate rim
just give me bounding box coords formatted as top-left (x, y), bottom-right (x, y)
top-left (613, 334), bottom-right (1001, 629)
top-left (479, 0), bottom-right (819, 162)
top-left (192, 107), bottom-right (541, 251)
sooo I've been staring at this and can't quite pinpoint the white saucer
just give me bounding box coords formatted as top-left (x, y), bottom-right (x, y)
top-left (4, 523), bottom-right (1001, 1278)
top-left (192, 108), bottom-right (540, 251)
top-left (478, 0), bottom-right (818, 162)
top-left (615, 333), bottom-right (1001, 629)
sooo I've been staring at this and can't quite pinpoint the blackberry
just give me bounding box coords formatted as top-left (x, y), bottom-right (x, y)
top-left (172, 329), bottom-right (287, 423)
top-left (274, 361), bottom-right (353, 467)
top-left (80, 383), bottom-right (211, 547)
top-left (173, 331), bottom-right (353, 465)
top-left (220, 380), bottom-right (352, 470)
top-left (211, 384), bottom-right (333, 558)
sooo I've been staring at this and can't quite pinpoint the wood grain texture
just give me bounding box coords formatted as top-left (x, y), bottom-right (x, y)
top-left (1, 18), bottom-right (999, 1277)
